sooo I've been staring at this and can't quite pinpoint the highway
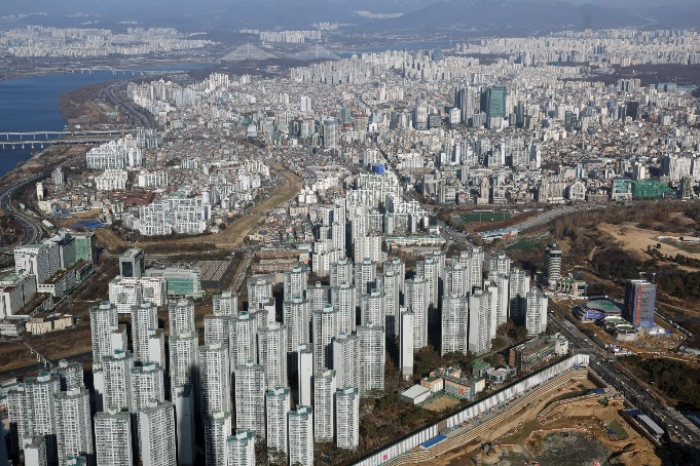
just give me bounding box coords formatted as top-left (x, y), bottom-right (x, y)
top-left (0, 175), bottom-right (46, 246)
top-left (548, 311), bottom-right (700, 463)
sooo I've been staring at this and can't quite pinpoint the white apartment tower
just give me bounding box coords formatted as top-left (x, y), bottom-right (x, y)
top-left (332, 332), bottom-right (359, 390)
top-left (288, 406), bottom-right (313, 466)
top-left (312, 304), bottom-right (338, 374)
top-left (331, 281), bottom-right (356, 335)
top-left (335, 387), bottom-right (360, 450)
top-left (284, 266), bottom-right (308, 301)
top-left (265, 387), bottom-right (290, 458)
top-left (22, 373), bottom-right (60, 463)
top-left (204, 315), bottom-right (230, 347)
top-left (247, 278), bottom-right (272, 311)
top-left (544, 244), bottom-right (562, 285)
top-left (172, 385), bottom-right (196, 466)
top-left (90, 302), bottom-right (118, 362)
top-left (329, 259), bottom-right (353, 289)
top-left (444, 262), bottom-right (467, 297)
top-left (297, 343), bottom-right (314, 407)
top-left (130, 362), bottom-right (166, 412)
top-left (376, 271), bottom-right (401, 336)
top-left (229, 312), bottom-right (257, 368)
top-left (509, 268), bottom-right (531, 324)
top-left (102, 350), bottom-right (134, 412)
top-left (94, 410), bottom-right (133, 466)
top-left (131, 301), bottom-right (158, 364)
top-left (468, 290), bottom-right (492, 355)
top-left (146, 329), bottom-right (166, 368)
top-left (360, 289), bottom-right (384, 327)
top-left (399, 309), bottom-right (414, 380)
top-left (354, 258), bottom-right (376, 302)
top-left (313, 369), bottom-right (336, 443)
top-left (168, 331), bottom-right (198, 399)
top-left (284, 297), bottom-right (309, 354)
top-left (138, 401), bottom-right (177, 466)
top-left (227, 430), bottom-right (256, 466)
top-left (526, 288), bottom-right (548, 336)
top-left (168, 299), bottom-right (195, 336)
top-left (213, 291), bottom-right (238, 316)
top-left (198, 343), bottom-right (231, 416)
top-left (441, 295), bottom-right (469, 356)
top-left (51, 359), bottom-right (84, 391)
top-left (257, 322), bottom-right (288, 388)
top-left (233, 360), bottom-right (266, 439)
top-left (489, 252), bottom-right (511, 275)
top-left (204, 411), bottom-right (231, 466)
top-left (357, 325), bottom-right (385, 395)
top-left (405, 278), bottom-right (428, 349)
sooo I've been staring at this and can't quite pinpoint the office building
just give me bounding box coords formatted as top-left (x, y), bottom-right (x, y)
top-left (357, 325), bottom-right (385, 395)
top-left (227, 430), bottom-right (255, 466)
top-left (313, 369), bottom-right (336, 443)
top-left (198, 343), bottom-right (231, 416)
top-left (14, 241), bottom-right (60, 285)
top-left (335, 387), bottom-right (360, 450)
top-left (233, 360), bottom-right (266, 439)
top-left (288, 406), bottom-right (313, 466)
top-left (624, 279), bottom-right (657, 329)
top-left (119, 249), bottom-right (145, 279)
top-left (204, 411), bottom-right (231, 466)
top-left (138, 401), bottom-right (176, 466)
top-left (94, 410), bottom-right (133, 466)
top-left (257, 322), bottom-right (288, 388)
top-left (485, 86), bottom-right (506, 126)
top-left (265, 387), bottom-right (290, 458)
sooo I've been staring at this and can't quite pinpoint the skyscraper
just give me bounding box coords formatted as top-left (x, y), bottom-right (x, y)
top-left (335, 387), bottom-right (360, 450)
top-left (131, 301), bottom-right (158, 364)
top-left (138, 401), bottom-right (176, 466)
top-left (227, 430), bottom-right (256, 466)
top-left (265, 387), bottom-right (290, 458)
top-left (485, 86), bottom-right (506, 127)
top-left (413, 98), bottom-right (428, 130)
top-left (312, 304), bottom-right (338, 374)
top-left (257, 321), bottom-right (288, 388)
top-left (624, 279), bottom-right (656, 329)
top-left (441, 295), bottom-right (469, 356)
top-left (198, 343), bottom-right (231, 417)
top-left (94, 409), bottom-right (133, 466)
top-left (53, 388), bottom-right (93, 466)
top-left (288, 406), bottom-right (313, 466)
top-left (233, 360), bottom-right (266, 439)
top-left (313, 369), bottom-right (336, 443)
top-left (526, 288), bottom-right (548, 335)
top-left (357, 325), bottom-right (385, 395)
top-left (204, 411), bottom-right (231, 466)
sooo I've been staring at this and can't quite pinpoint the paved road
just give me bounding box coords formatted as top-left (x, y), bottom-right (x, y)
top-left (0, 175), bottom-right (46, 246)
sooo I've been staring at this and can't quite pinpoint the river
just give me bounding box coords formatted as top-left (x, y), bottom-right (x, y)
top-left (0, 65), bottom-right (207, 178)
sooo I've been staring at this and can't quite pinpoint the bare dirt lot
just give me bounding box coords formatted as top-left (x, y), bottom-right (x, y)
top-left (597, 223), bottom-right (700, 263)
top-left (422, 396), bottom-right (462, 413)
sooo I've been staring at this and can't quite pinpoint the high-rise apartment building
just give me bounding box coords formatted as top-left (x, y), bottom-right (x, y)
top-left (400, 309), bottom-right (414, 380)
top-left (288, 406), bottom-right (313, 466)
top-left (130, 362), bottom-right (166, 412)
top-left (204, 315), bottom-right (229, 347)
top-left (198, 343), bottom-right (230, 416)
top-left (357, 325), bottom-right (385, 395)
top-left (168, 298), bottom-right (195, 336)
top-left (212, 291), bottom-right (238, 316)
top-left (233, 360), bottom-right (266, 439)
top-left (54, 388), bottom-right (93, 466)
top-left (102, 350), bottom-right (134, 412)
top-left (405, 278), bottom-right (428, 349)
top-left (94, 409), bottom-right (133, 466)
top-left (227, 430), bottom-right (255, 466)
top-left (90, 302), bottom-right (118, 362)
top-left (509, 268), bottom-right (531, 324)
top-left (284, 297), bottom-right (309, 354)
top-left (284, 265), bottom-right (308, 300)
top-left (204, 411), bottom-right (231, 466)
top-left (297, 343), bottom-right (314, 407)
top-left (265, 387), bottom-right (290, 458)
top-left (312, 304), bottom-right (338, 374)
top-left (51, 359), bottom-right (84, 391)
top-left (526, 288), bottom-right (548, 335)
top-left (313, 369), bottom-right (336, 443)
top-left (468, 291), bottom-right (492, 355)
top-left (257, 321), bottom-right (288, 388)
top-left (441, 295), bottom-right (469, 356)
top-left (331, 281), bottom-right (356, 334)
top-left (335, 387), bottom-right (360, 450)
top-left (332, 332), bottom-right (359, 390)
top-left (138, 401), bottom-right (176, 466)
top-left (131, 301), bottom-right (158, 364)
top-left (229, 312), bottom-right (257, 368)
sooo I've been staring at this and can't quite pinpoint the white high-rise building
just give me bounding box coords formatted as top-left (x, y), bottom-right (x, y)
top-left (138, 401), bottom-right (177, 466)
top-left (329, 259), bottom-right (353, 289)
top-left (313, 369), bottom-right (336, 443)
top-left (357, 325), bottom-right (385, 396)
top-left (94, 410), bottom-right (133, 466)
top-left (284, 297), bottom-right (309, 354)
top-left (90, 302), bottom-right (118, 362)
top-left (130, 362), bottom-right (166, 412)
top-left (335, 387), bottom-right (360, 450)
top-left (265, 387), bottom-right (290, 458)
top-left (376, 271), bottom-right (401, 336)
top-left (204, 315), bottom-right (229, 347)
top-left (247, 278), bottom-right (272, 311)
top-left (229, 312), bottom-right (257, 368)
top-left (416, 256), bottom-right (439, 313)
top-left (312, 304), bottom-right (338, 374)
top-left (354, 258), bottom-right (376, 302)
top-left (227, 430), bottom-right (255, 466)
top-left (307, 281), bottom-right (329, 314)
top-left (468, 290), bottom-right (492, 355)
top-left (441, 295), bottom-right (469, 356)
top-left (284, 266), bottom-right (308, 301)
top-left (288, 406), bottom-right (313, 466)
top-left (444, 263), bottom-right (467, 297)
top-left (131, 301), bottom-right (158, 364)
top-left (353, 235), bottom-right (383, 264)
top-left (405, 278), bottom-right (428, 349)
top-left (360, 289), bottom-right (384, 327)
top-left (297, 343), bottom-right (314, 407)
top-left (51, 359), bottom-right (84, 391)
top-left (399, 309), bottom-right (414, 380)
top-left (168, 331), bottom-right (198, 399)
top-left (526, 288), bottom-right (548, 336)
top-left (102, 350), bottom-right (134, 412)
top-left (213, 291), bottom-right (238, 316)
top-left (172, 385), bottom-right (195, 466)
top-left (332, 332), bottom-right (358, 390)
top-left (53, 388), bottom-right (92, 466)
top-left (146, 328), bottom-right (166, 368)
top-left (257, 322), bottom-right (288, 388)
top-left (198, 343), bottom-right (231, 416)
top-left (331, 281), bottom-right (356, 334)
top-left (489, 273), bottom-right (510, 334)
top-left (168, 299), bottom-right (195, 336)
top-left (489, 252), bottom-right (511, 275)
top-left (233, 360), bottom-right (266, 439)
top-left (383, 258), bottom-right (405, 292)
top-left (14, 241), bottom-right (60, 285)
top-left (204, 411), bottom-right (231, 466)
top-left (509, 268), bottom-right (531, 324)
top-left (544, 244), bottom-right (562, 285)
